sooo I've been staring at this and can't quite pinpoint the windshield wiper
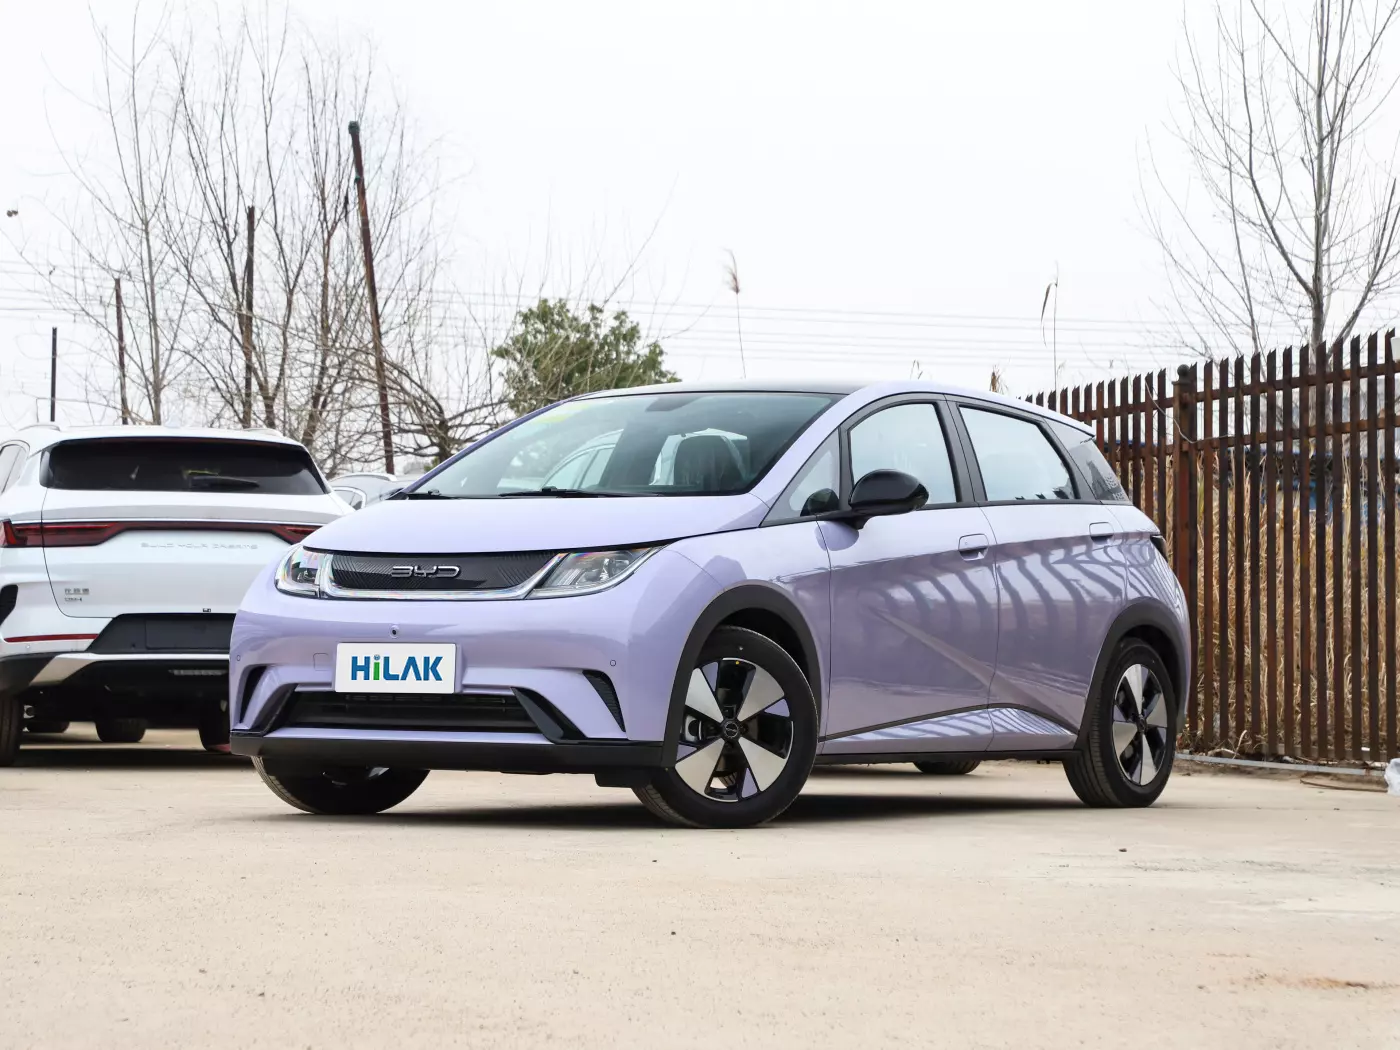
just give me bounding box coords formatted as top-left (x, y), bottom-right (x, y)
top-left (189, 475), bottom-right (261, 491)
top-left (392, 489), bottom-right (457, 500)
top-left (498, 486), bottom-right (613, 498)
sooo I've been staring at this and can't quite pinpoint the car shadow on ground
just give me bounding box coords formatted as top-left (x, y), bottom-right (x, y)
top-left (11, 744), bottom-right (242, 770)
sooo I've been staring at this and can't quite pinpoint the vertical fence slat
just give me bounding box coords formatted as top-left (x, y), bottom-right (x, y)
top-left (1301, 345), bottom-right (1315, 757)
top-left (1315, 342), bottom-right (1330, 757)
top-left (1349, 337), bottom-right (1363, 760)
top-left (1158, 369), bottom-right (1169, 536)
top-left (1332, 340), bottom-right (1345, 760)
top-left (1282, 347), bottom-right (1295, 757)
top-left (1219, 359), bottom-right (1232, 747)
top-left (1120, 377), bottom-right (1131, 489)
top-left (1132, 374), bottom-right (1143, 506)
top-left (1143, 374), bottom-right (1156, 523)
top-left (1249, 353), bottom-right (1263, 747)
top-left (1202, 363), bottom-right (1216, 746)
top-left (1366, 333), bottom-right (1380, 762)
top-left (1234, 355), bottom-right (1247, 748)
top-left (1265, 350), bottom-right (1278, 754)
top-left (1387, 331), bottom-right (1397, 762)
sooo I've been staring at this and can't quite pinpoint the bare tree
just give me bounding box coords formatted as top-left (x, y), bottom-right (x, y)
top-left (1146, 0), bottom-right (1400, 357)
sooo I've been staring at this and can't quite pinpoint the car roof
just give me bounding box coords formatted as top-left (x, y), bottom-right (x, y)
top-left (574, 379), bottom-right (1093, 433)
top-left (0, 424), bottom-right (305, 452)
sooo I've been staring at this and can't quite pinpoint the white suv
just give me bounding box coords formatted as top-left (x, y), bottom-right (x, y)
top-left (0, 425), bottom-right (347, 763)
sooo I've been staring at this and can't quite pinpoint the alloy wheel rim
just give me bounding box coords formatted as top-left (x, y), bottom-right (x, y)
top-left (674, 657), bottom-right (793, 803)
top-left (1111, 663), bottom-right (1170, 785)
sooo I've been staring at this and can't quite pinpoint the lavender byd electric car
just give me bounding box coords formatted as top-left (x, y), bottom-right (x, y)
top-left (230, 381), bottom-right (1188, 828)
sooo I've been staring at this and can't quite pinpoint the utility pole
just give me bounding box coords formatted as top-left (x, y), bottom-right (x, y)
top-left (114, 278), bottom-right (130, 424)
top-left (49, 327), bottom-right (57, 422)
top-left (348, 120), bottom-right (395, 473)
top-left (241, 205), bottom-right (256, 427)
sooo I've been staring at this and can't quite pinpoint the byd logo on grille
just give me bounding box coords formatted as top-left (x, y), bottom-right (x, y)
top-left (334, 643), bottom-right (456, 694)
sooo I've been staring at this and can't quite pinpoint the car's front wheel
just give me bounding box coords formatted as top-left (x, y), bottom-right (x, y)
top-left (253, 758), bottom-right (428, 815)
top-left (1064, 638), bottom-right (1176, 807)
top-left (634, 626), bottom-right (818, 829)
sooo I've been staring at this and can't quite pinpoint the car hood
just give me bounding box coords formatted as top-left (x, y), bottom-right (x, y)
top-left (304, 493), bottom-right (771, 554)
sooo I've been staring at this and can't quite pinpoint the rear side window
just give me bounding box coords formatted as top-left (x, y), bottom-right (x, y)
top-left (960, 408), bottom-right (1075, 502)
top-left (45, 440), bottom-right (326, 495)
top-left (1049, 421), bottom-right (1130, 503)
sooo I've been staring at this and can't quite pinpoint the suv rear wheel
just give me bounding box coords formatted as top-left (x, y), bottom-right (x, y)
top-left (254, 758), bottom-right (428, 815)
top-left (1064, 638), bottom-right (1176, 807)
top-left (634, 626), bottom-right (818, 829)
top-left (913, 758), bottom-right (981, 775)
top-left (0, 695), bottom-right (21, 766)
top-left (95, 717), bottom-right (147, 744)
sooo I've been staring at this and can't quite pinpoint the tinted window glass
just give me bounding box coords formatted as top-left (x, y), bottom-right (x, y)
top-left (47, 440), bottom-right (326, 495)
top-left (419, 392), bottom-right (839, 498)
top-left (769, 434), bottom-right (839, 522)
top-left (961, 408), bottom-right (1074, 501)
top-left (849, 403), bottom-right (957, 504)
top-left (0, 445), bottom-right (22, 492)
top-left (1050, 420), bottom-right (1129, 503)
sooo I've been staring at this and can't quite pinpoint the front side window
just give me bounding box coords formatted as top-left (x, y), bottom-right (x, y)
top-left (416, 391), bottom-right (840, 498)
top-left (1049, 420), bottom-right (1129, 503)
top-left (961, 407), bottom-right (1075, 502)
top-left (848, 403), bottom-right (957, 504)
top-left (769, 434), bottom-right (840, 522)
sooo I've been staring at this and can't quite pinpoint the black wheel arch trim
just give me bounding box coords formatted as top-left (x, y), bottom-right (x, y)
top-left (1078, 598), bottom-right (1189, 747)
top-left (660, 583), bottom-right (822, 766)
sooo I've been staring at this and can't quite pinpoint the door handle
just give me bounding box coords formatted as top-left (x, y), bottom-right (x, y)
top-left (958, 533), bottom-right (990, 559)
top-left (1089, 522), bottom-right (1114, 543)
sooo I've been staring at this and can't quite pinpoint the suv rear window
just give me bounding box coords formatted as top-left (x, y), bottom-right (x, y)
top-left (45, 439), bottom-right (327, 495)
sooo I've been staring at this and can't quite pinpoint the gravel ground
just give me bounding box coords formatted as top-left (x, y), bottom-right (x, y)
top-left (2, 726), bottom-right (1398, 1049)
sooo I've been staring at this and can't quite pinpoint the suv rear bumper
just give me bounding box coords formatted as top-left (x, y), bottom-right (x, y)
top-left (29, 651), bottom-right (227, 686)
top-left (230, 730), bottom-right (662, 773)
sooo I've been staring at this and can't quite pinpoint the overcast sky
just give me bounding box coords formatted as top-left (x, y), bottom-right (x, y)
top-left (2, 0), bottom-right (1397, 431)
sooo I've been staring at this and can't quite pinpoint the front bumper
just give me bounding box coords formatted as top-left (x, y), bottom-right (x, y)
top-left (230, 549), bottom-right (722, 761)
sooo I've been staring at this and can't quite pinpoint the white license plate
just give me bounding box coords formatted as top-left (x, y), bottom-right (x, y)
top-left (334, 643), bottom-right (457, 694)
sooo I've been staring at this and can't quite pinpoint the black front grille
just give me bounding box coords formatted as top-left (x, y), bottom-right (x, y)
top-left (281, 690), bottom-right (538, 732)
top-left (329, 552), bottom-right (555, 592)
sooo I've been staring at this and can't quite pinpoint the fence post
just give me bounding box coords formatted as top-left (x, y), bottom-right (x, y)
top-left (1173, 364), bottom-right (1199, 717)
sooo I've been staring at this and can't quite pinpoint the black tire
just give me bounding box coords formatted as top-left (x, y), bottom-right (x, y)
top-left (633, 626), bottom-right (818, 829)
top-left (198, 701), bottom-right (230, 753)
top-left (253, 757), bottom-right (428, 815)
top-left (913, 758), bottom-right (981, 775)
top-left (0, 695), bottom-right (21, 767)
top-left (95, 717), bottom-right (147, 744)
top-left (25, 719), bottom-right (70, 735)
top-left (1064, 638), bottom-right (1176, 807)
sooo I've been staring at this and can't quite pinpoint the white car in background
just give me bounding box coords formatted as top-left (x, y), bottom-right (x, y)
top-left (0, 425), bottom-right (347, 763)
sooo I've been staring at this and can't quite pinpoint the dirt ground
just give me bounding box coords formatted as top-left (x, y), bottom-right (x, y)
top-left (2, 727), bottom-right (1397, 1049)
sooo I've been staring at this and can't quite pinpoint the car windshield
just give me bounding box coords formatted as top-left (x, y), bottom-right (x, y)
top-left (413, 391), bottom-right (840, 498)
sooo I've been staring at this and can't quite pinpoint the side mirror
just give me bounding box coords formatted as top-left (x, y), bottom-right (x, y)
top-left (847, 469), bottom-right (928, 524)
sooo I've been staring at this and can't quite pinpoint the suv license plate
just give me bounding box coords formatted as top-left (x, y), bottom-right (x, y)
top-left (334, 643), bottom-right (457, 694)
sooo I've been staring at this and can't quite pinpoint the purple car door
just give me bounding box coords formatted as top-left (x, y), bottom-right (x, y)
top-left (819, 401), bottom-right (999, 754)
top-left (953, 404), bottom-right (1124, 746)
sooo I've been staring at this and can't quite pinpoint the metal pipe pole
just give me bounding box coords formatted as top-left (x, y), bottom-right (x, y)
top-left (347, 120), bottom-right (395, 473)
top-left (49, 327), bottom-right (57, 422)
top-left (114, 278), bottom-right (130, 424)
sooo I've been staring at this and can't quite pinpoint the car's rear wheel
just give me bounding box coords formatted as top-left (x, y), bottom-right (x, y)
top-left (253, 757), bottom-right (428, 815)
top-left (1064, 638), bottom-right (1176, 807)
top-left (913, 758), bottom-right (981, 775)
top-left (25, 719), bottom-right (70, 735)
top-left (0, 695), bottom-right (21, 766)
top-left (198, 701), bottom-right (230, 754)
top-left (95, 717), bottom-right (147, 744)
top-left (634, 626), bottom-right (818, 829)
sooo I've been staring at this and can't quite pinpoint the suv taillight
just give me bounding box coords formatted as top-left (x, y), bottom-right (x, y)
top-left (1, 521), bottom-right (44, 547)
top-left (1, 520), bottom-right (318, 547)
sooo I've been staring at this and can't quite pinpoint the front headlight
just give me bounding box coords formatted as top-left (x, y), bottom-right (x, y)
top-left (529, 547), bottom-right (660, 598)
top-left (275, 545), bottom-right (328, 597)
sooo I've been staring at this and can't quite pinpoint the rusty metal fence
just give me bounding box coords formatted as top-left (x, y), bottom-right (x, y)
top-left (1029, 329), bottom-right (1398, 764)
